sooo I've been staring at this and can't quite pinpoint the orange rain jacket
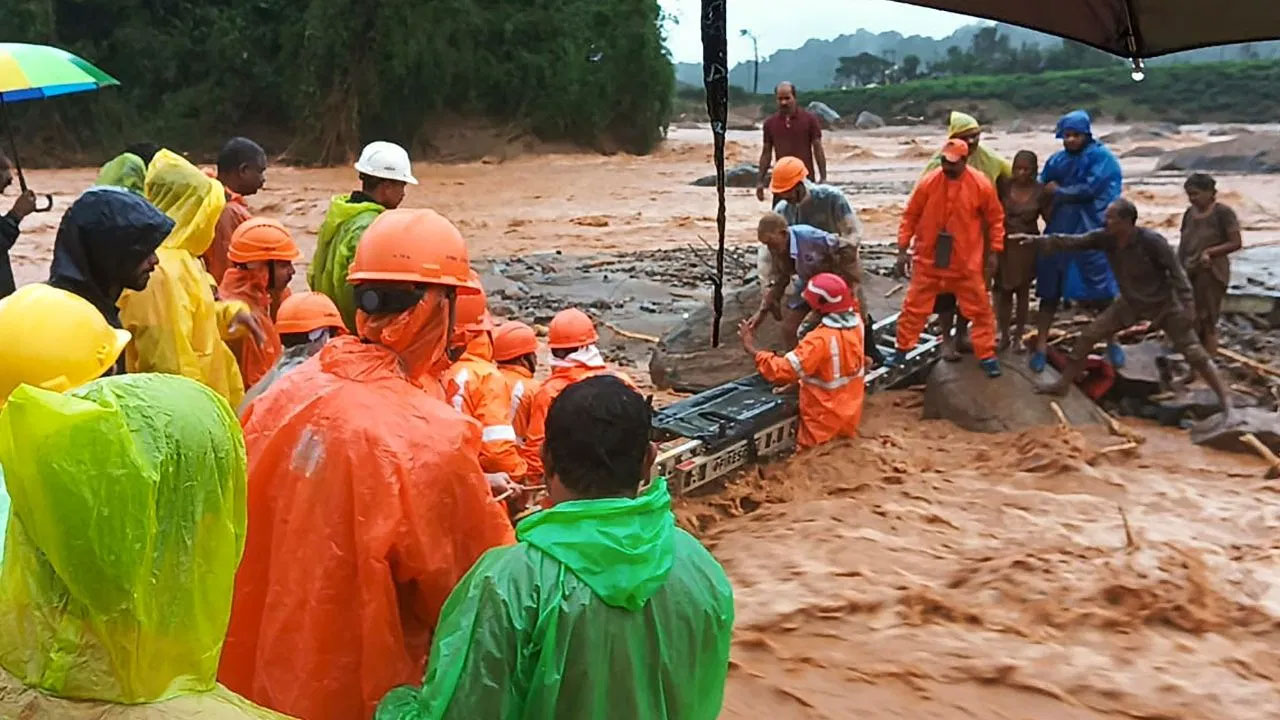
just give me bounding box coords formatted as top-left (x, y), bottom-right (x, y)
top-left (498, 363), bottom-right (541, 472)
top-left (897, 166), bottom-right (1006, 279)
top-left (204, 190), bottom-right (251, 285)
top-left (755, 313), bottom-right (865, 449)
top-left (523, 348), bottom-right (634, 480)
top-left (220, 335), bottom-right (515, 720)
top-left (444, 333), bottom-right (528, 483)
top-left (218, 267), bottom-right (286, 389)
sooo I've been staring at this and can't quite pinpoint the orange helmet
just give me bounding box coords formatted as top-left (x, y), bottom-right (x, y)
top-left (492, 321), bottom-right (538, 361)
top-left (227, 217), bottom-right (301, 263)
top-left (801, 272), bottom-right (856, 314)
top-left (454, 272), bottom-right (493, 333)
top-left (275, 291), bottom-right (347, 335)
top-left (769, 156), bottom-right (809, 195)
top-left (346, 208), bottom-right (480, 292)
top-left (548, 308), bottom-right (598, 349)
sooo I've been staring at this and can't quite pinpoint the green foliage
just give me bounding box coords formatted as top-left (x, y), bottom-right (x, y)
top-left (6, 0), bottom-right (672, 164)
top-left (927, 27), bottom-right (1119, 76)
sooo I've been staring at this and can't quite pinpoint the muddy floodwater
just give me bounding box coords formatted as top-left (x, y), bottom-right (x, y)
top-left (11, 123), bottom-right (1280, 718)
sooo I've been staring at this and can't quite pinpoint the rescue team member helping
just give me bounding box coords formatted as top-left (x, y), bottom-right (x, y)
top-left (95, 142), bottom-right (160, 194)
top-left (240, 291), bottom-right (346, 410)
top-left (117, 150), bottom-right (265, 406)
top-left (310, 141), bottom-right (417, 330)
top-left (221, 209), bottom-right (515, 720)
top-left (47, 187), bottom-right (172, 375)
top-left (0, 373), bottom-right (290, 719)
top-left (204, 137), bottom-right (268, 284)
top-left (741, 273), bottom-right (866, 449)
top-left (218, 217), bottom-right (301, 389)
top-left (756, 81), bottom-right (827, 201)
top-left (892, 139), bottom-right (1006, 378)
top-left (1013, 199), bottom-right (1235, 425)
top-left (377, 375), bottom-right (734, 720)
top-left (492, 320), bottom-right (542, 471)
top-left (523, 308), bottom-right (634, 480)
top-left (1179, 173), bottom-right (1242, 353)
top-left (444, 280), bottom-right (527, 497)
top-left (1032, 109), bottom-right (1123, 372)
top-left (0, 154), bottom-right (37, 299)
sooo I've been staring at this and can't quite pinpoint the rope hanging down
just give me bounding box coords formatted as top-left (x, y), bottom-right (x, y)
top-left (701, 0), bottom-right (728, 347)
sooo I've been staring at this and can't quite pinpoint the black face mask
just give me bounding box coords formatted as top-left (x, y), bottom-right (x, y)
top-left (355, 285), bottom-right (428, 315)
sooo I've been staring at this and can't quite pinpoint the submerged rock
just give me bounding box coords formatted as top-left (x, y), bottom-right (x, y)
top-left (1155, 134), bottom-right (1280, 173)
top-left (807, 101), bottom-right (841, 128)
top-left (650, 283), bottom-right (785, 392)
top-left (692, 163), bottom-right (766, 188)
top-left (923, 352), bottom-right (1100, 433)
top-left (855, 111), bottom-right (885, 130)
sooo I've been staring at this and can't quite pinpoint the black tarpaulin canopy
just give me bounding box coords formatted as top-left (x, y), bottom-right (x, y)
top-left (697, 0), bottom-right (1280, 346)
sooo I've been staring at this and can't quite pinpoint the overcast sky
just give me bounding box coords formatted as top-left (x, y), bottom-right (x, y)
top-left (660, 0), bottom-right (977, 63)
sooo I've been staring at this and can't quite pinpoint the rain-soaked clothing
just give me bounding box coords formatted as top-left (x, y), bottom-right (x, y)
top-left (375, 478), bottom-right (735, 720)
top-left (238, 338), bottom-right (327, 413)
top-left (1038, 110), bottom-right (1121, 302)
top-left (896, 166), bottom-right (1005, 359)
top-left (773, 181), bottom-right (861, 238)
top-left (0, 212), bottom-right (19, 299)
top-left (523, 347), bottom-right (634, 480)
top-left (47, 187), bottom-right (173, 375)
top-left (756, 312), bottom-right (866, 448)
top-left (445, 333), bottom-right (528, 484)
top-left (923, 111), bottom-right (1013, 186)
top-left (0, 373), bottom-right (289, 718)
top-left (95, 152), bottom-right (147, 195)
top-left (222, 300), bottom-right (516, 720)
top-left (204, 190), bottom-right (252, 285)
top-left (498, 363), bottom-right (541, 471)
top-left (117, 149), bottom-right (248, 406)
top-left (218, 267), bottom-right (285, 390)
top-left (309, 192), bottom-right (385, 331)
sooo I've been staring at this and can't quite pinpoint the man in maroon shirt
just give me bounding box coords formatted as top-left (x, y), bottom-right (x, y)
top-left (756, 81), bottom-right (827, 203)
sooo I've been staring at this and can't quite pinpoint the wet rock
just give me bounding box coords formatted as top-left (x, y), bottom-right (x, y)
top-left (923, 352), bottom-right (1100, 433)
top-left (1101, 126), bottom-right (1178, 143)
top-left (1150, 387), bottom-right (1257, 426)
top-left (1154, 134), bottom-right (1280, 173)
top-left (807, 101), bottom-right (841, 128)
top-left (1008, 118), bottom-right (1032, 133)
top-left (1208, 126), bottom-right (1253, 137)
top-left (1190, 407), bottom-right (1280, 452)
top-left (692, 163), bottom-right (766, 188)
top-left (649, 282), bottom-right (785, 392)
top-left (855, 111), bottom-right (885, 130)
top-left (1122, 145), bottom-right (1167, 158)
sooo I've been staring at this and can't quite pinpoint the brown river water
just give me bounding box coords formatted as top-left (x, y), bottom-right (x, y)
top-left (7, 122), bottom-right (1280, 718)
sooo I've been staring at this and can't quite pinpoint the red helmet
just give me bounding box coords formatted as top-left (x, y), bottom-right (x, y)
top-left (492, 321), bottom-right (538, 361)
top-left (801, 273), bottom-right (856, 314)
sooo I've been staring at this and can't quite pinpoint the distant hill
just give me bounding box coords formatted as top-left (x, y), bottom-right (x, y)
top-left (673, 22), bottom-right (1280, 92)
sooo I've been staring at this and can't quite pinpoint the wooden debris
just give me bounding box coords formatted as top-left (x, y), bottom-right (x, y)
top-left (1239, 433), bottom-right (1280, 479)
top-left (1049, 401), bottom-right (1070, 429)
top-left (1118, 504), bottom-right (1137, 549)
top-left (1097, 440), bottom-right (1140, 456)
top-left (601, 320), bottom-right (660, 343)
top-left (1098, 409), bottom-right (1146, 445)
top-left (884, 283), bottom-right (904, 298)
top-left (1218, 348), bottom-right (1280, 379)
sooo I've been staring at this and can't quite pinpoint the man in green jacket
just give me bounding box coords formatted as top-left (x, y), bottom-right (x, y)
top-left (377, 375), bottom-right (735, 720)
top-left (308, 141), bottom-right (418, 330)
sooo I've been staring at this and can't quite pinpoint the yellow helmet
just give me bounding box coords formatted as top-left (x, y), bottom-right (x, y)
top-left (0, 284), bottom-right (132, 401)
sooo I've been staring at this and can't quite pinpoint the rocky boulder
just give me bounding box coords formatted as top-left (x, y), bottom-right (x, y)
top-left (1190, 407), bottom-right (1280, 453)
top-left (1122, 145), bottom-right (1167, 158)
top-left (1007, 118), bottom-right (1032, 133)
top-left (923, 352), bottom-right (1100, 433)
top-left (1155, 134), bottom-right (1280, 173)
top-left (692, 163), bottom-right (766, 188)
top-left (808, 101), bottom-right (841, 128)
top-left (1101, 125), bottom-right (1179, 144)
top-left (855, 111), bottom-right (885, 130)
top-left (649, 282), bottom-right (785, 392)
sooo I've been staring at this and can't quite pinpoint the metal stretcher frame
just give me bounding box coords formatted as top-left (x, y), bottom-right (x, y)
top-left (650, 312), bottom-right (941, 495)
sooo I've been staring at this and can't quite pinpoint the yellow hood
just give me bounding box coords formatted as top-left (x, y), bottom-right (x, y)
top-left (145, 149), bottom-right (226, 256)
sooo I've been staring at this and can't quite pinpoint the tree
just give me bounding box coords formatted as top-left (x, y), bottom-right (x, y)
top-left (834, 52), bottom-right (894, 87)
top-left (901, 54), bottom-right (921, 80)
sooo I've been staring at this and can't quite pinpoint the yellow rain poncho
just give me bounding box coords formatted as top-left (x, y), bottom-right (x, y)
top-left (118, 149), bottom-right (249, 406)
top-left (0, 373), bottom-right (292, 718)
top-left (923, 111), bottom-right (1013, 185)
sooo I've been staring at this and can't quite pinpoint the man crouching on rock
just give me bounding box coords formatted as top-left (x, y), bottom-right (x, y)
top-left (1012, 198), bottom-right (1235, 426)
top-left (747, 211), bottom-right (882, 364)
top-left (740, 273), bottom-right (865, 449)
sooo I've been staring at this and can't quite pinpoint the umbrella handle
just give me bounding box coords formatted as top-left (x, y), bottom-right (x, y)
top-left (33, 194), bottom-right (52, 213)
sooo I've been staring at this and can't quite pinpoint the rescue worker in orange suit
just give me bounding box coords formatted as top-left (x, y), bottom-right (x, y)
top-left (740, 272), bottom-right (865, 449)
top-left (891, 138), bottom-right (1006, 379)
top-left (444, 281), bottom-right (528, 499)
top-left (523, 308), bottom-right (633, 480)
top-left (218, 217), bottom-right (301, 389)
top-left (492, 320), bottom-right (542, 474)
top-left (220, 208), bottom-right (515, 720)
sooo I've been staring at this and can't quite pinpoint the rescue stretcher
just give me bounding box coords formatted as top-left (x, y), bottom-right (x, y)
top-left (649, 312), bottom-right (941, 495)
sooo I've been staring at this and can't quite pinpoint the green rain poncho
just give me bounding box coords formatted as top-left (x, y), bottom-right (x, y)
top-left (96, 152), bottom-right (148, 195)
top-left (308, 194), bottom-right (385, 331)
top-left (377, 479), bottom-right (735, 720)
top-left (0, 374), bottom-right (289, 718)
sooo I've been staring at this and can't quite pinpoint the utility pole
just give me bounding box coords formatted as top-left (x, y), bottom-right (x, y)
top-left (740, 29), bottom-right (760, 94)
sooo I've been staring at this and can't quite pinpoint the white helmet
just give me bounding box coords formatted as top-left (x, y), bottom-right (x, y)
top-left (353, 141), bottom-right (418, 185)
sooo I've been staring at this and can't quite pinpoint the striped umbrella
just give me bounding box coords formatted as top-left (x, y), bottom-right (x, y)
top-left (0, 43), bottom-right (119, 206)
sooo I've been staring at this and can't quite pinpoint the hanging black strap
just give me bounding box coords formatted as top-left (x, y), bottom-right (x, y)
top-left (701, 0), bottom-right (728, 347)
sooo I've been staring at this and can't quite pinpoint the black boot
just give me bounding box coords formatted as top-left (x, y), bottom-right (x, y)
top-left (864, 313), bottom-right (885, 364)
